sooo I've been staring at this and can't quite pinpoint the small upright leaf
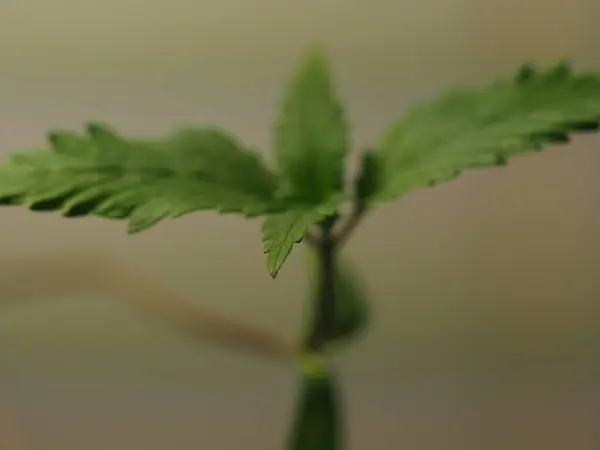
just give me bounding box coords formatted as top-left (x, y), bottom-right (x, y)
top-left (369, 61), bottom-right (600, 204)
top-left (262, 197), bottom-right (340, 278)
top-left (0, 124), bottom-right (280, 232)
top-left (273, 45), bottom-right (350, 203)
top-left (303, 255), bottom-right (369, 349)
top-left (262, 46), bottom-right (349, 277)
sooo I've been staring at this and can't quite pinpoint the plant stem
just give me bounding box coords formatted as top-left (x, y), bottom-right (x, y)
top-left (307, 225), bottom-right (336, 351)
top-left (335, 204), bottom-right (365, 245)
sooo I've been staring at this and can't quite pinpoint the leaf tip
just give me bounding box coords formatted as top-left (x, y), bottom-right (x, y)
top-left (267, 257), bottom-right (282, 278)
top-left (494, 153), bottom-right (507, 166)
top-left (304, 42), bottom-right (328, 59)
top-left (85, 122), bottom-right (114, 138)
top-left (296, 42), bottom-right (332, 76)
top-left (549, 60), bottom-right (572, 79)
top-left (515, 63), bottom-right (536, 83)
top-left (46, 131), bottom-right (64, 148)
top-left (570, 119), bottom-right (600, 132)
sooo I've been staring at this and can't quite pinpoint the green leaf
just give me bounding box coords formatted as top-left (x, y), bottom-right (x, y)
top-left (303, 255), bottom-right (369, 350)
top-left (354, 150), bottom-right (382, 209)
top-left (0, 123), bottom-right (280, 232)
top-left (273, 45), bottom-right (350, 203)
top-left (370, 61), bottom-right (600, 204)
top-left (288, 371), bottom-right (343, 450)
top-left (262, 46), bottom-right (349, 278)
top-left (261, 197), bottom-right (340, 278)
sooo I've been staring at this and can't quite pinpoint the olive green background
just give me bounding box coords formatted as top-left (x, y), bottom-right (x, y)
top-left (0, 0), bottom-right (600, 449)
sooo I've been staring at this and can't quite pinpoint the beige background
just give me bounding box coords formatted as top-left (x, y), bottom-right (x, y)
top-left (0, 0), bottom-right (600, 449)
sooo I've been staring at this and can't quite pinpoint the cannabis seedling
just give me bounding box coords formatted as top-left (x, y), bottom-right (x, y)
top-left (1, 45), bottom-right (600, 449)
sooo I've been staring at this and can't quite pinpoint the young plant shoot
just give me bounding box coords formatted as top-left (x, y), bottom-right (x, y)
top-left (0, 45), bottom-right (599, 449)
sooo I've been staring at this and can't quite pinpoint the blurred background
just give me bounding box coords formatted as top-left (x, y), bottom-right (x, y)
top-left (0, 0), bottom-right (600, 449)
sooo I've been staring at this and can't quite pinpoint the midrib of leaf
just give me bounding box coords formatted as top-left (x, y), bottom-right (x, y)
top-left (3, 162), bottom-right (276, 203)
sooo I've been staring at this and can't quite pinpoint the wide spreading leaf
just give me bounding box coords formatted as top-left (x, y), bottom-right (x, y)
top-left (369, 62), bottom-right (600, 204)
top-left (0, 123), bottom-right (280, 232)
top-left (262, 197), bottom-right (340, 278)
top-left (273, 45), bottom-right (350, 203)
